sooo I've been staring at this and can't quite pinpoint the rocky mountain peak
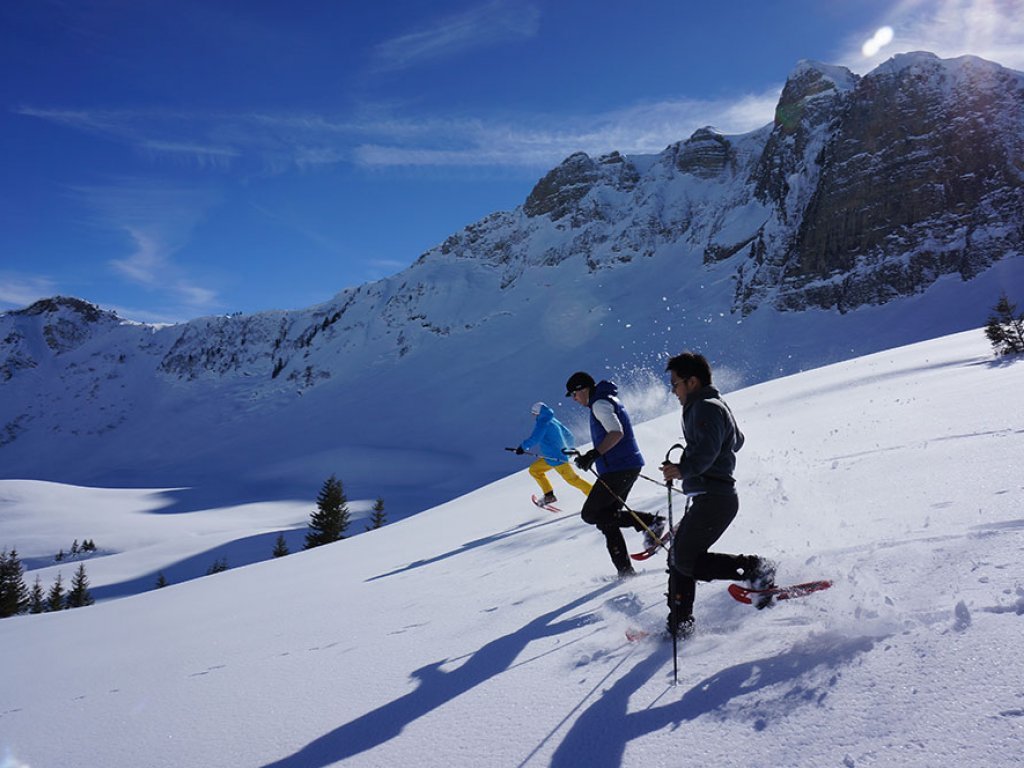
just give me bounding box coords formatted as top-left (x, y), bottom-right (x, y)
top-left (5, 296), bottom-right (124, 355)
top-left (1, 297), bottom-right (125, 381)
top-left (523, 150), bottom-right (639, 220)
top-left (12, 296), bottom-right (113, 324)
top-left (750, 62), bottom-right (856, 219)
top-left (673, 127), bottom-right (734, 178)
top-left (774, 60), bottom-right (857, 134)
top-left (869, 50), bottom-right (944, 78)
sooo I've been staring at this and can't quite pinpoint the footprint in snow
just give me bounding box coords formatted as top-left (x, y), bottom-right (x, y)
top-left (189, 664), bottom-right (227, 677)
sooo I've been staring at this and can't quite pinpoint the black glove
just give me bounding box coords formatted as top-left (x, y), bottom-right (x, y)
top-left (575, 448), bottom-right (600, 471)
top-left (515, 446), bottom-right (525, 455)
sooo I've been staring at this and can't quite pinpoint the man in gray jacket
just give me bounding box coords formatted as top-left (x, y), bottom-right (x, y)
top-left (660, 352), bottom-right (776, 639)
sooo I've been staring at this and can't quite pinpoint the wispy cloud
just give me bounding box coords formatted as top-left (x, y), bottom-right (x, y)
top-left (369, 0), bottom-right (541, 73)
top-left (248, 201), bottom-right (346, 255)
top-left (367, 258), bottom-right (411, 273)
top-left (70, 180), bottom-right (223, 312)
top-left (839, 0), bottom-right (1024, 71)
top-left (15, 106), bottom-right (245, 169)
top-left (15, 86), bottom-right (781, 177)
top-left (352, 88), bottom-right (782, 169)
top-left (0, 272), bottom-right (58, 310)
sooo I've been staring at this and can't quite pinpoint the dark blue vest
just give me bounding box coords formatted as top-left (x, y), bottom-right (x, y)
top-left (589, 380), bottom-right (644, 474)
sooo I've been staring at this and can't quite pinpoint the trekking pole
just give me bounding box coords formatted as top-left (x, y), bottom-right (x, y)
top-left (563, 449), bottom-right (668, 550)
top-left (664, 443), bottom-right (684, 686)
top-left (667, 475), bottom-right (678, 686)
top-left (504, 447), bottom-right (544, 458)
top-left (663, 448), bottom-right (685, 542)
top-left (639, 472), bottom-right (689, 495)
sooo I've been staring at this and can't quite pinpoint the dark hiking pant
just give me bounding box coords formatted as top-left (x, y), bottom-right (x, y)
top-left (580, 468), bottom-right (659, 573)
top-left (668, 493), bottom-right (758, 618)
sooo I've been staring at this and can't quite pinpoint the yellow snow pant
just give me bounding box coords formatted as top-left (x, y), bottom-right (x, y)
top-left (529, 458), bottom-right (594, 496)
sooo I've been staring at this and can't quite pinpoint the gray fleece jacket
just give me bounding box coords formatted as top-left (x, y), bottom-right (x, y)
top-left (676, 385), bottom-right (745, 496)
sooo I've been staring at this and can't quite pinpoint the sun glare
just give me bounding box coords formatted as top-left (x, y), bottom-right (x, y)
top-left (862, 26), bottom-right (895, 57)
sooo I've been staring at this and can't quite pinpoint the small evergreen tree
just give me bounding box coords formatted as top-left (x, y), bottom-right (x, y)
top-left (155, 572), bottom-right (168, 588)
top-left (66, 563), bottom-right (94, 608)
top-left (272, 534), bottom-right (290, 558)
top-left (46, 572), bottom-right (66, 612)
top-left (985, 292), bottom-right (1024, 356)
top-left (304, 475), bottom-right (350, 549)
top-left (0, 548), bottom-right (30, 617)
top-left (206, 557), bottom-right (229, 575)
top-left (366, 497), bottom-right (388, 531)
top-left (29, 575), bottom-right (46, 614)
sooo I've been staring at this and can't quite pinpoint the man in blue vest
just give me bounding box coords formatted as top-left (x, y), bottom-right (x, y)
top-left (566, 371), bottom-right (666, 578)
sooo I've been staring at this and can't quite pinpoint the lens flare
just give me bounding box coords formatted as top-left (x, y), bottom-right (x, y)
top-left (862, 26), bottom-right (895, 57)
top-left (1, 749), bottom-right (32, 768)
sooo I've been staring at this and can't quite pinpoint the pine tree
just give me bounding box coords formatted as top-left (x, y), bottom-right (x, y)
top-left (366, 497), bottom-right (388, 531)
top-left (272, 534), bottom-right (290, 558)
top-left (155, 572), bottom-right (168, 588)
top-left (29, 575), bottom-right (46, 614)
top-left (66, 563), bottom-right (95, 608)
top-left (985, 292), bottom-right (1024, 355)
top-left (0, 548), bottom-right (30, 617)
top-left (46, 572), bottom-right (66, 612)
top-left (206, 557), bottom-right (228, 575)
top-left (304, 475), bottom-right (350, 549)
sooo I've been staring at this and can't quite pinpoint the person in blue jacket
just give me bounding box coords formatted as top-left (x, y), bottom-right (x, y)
top-left (516, 402), bottom-right (592, 506)
top-left (566, 371), bottom-right (666, 578)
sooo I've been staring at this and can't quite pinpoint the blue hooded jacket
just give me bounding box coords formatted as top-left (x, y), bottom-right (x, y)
top-left (588, 380), bottom-right (644, 474)
top-left (520, 403), bottom-right (576, 465)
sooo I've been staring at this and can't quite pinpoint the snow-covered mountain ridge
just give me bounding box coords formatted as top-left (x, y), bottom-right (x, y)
top-left (2, 52), bottom-right (1023, 515)
top-left (442, 51), bottom-right (1023, 312)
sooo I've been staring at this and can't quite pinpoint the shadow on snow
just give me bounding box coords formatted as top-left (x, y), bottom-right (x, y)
top-left (258, 583), bottom-right (618, 768)
top-left (545, 633), bottom-right (880, 768)
top-left (87, 528), bottom-right (309, 601)
top-left (365, 512), bottom-right (579, 582)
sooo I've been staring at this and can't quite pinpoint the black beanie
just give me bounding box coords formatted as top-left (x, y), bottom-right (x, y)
top-left (565, 371), bottom-right (595, 397)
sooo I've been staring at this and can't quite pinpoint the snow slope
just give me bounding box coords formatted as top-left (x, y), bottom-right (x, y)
top-left (1, 329), bottom-right (1022, 768)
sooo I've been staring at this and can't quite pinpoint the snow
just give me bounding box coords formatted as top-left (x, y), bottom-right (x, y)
top-left (791, 60), bottom-right (860, 92)
top-left (869, 50), bottom-right (1024, 96)
top-left (2, 328), bottom-right (1023, 767)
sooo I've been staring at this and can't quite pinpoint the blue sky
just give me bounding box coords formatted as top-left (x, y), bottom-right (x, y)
top-left (2, 0), bottom-right (1022, 323)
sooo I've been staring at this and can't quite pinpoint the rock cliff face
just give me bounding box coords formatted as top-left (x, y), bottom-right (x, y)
top-left (432, 52), bottom-right (1024, 314)
top-left (523, 151), bottom-right (641, 221)
top-left (674, 127), bottom-right (737, 179)
top-left (778, 53), bottom-right (1024, 310)
top-left (753, 61), bottom-right (857, 222)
